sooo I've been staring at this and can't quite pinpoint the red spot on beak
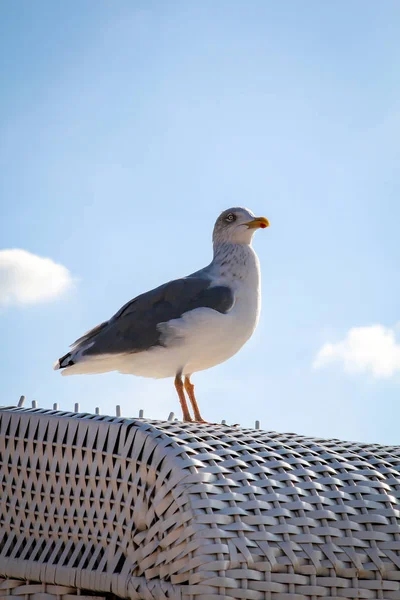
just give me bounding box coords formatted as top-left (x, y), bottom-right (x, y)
top-left (259, 223), bottom-right (267, 229)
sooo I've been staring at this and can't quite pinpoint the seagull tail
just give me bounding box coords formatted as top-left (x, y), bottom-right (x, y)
top-left (54, 347), bottom-right (118, 376)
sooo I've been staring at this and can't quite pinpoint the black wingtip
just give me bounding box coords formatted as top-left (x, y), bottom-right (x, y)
top-left (57, 352), bottom-right (75, 369)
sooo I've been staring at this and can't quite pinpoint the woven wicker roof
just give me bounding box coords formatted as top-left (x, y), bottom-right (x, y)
top-left (0, 406), bottom-right (400, 599)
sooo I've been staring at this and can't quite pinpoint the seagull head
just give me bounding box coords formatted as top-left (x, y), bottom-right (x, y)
top-left (213, 207), bottom-right (269, 246)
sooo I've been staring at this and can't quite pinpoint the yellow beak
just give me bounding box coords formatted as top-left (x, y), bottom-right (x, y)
top-left (245, 216), bottom-right (270, 229)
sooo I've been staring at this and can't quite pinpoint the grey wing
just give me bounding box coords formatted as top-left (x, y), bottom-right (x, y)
top-left (73, 276), bottom-right (234, 358)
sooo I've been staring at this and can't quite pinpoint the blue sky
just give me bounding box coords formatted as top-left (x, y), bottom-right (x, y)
top-left (1, 1), bottom-right (399, 443)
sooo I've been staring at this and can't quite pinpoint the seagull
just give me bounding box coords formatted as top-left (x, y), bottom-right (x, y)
top-left (54, 207), bottom-right (269, 422)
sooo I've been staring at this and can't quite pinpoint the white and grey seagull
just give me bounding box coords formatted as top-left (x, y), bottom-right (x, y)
top-left (54, 207), bottom-right (269, 422)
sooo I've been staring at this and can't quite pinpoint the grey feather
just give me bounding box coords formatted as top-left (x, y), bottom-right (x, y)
top-left (70, 276), bottom-right (234, 358)
top-left (71, 321), bottom-right (108, 348)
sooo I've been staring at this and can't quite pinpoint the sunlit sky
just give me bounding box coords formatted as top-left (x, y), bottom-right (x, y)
top-left (1, 1), bottom-right (399, 444)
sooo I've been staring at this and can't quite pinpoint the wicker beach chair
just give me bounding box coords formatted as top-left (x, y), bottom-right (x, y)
top-left (0, 406), bottom-right (399, 599)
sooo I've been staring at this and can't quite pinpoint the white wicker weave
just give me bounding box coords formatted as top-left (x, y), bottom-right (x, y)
top-left (0, 406), bottom-right (399, 599)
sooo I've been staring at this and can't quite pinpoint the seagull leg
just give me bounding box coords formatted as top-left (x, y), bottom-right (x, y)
top-left (184, 376), bottom-right (206, 423)
top-left (174, 374), bottom-right (193, 422)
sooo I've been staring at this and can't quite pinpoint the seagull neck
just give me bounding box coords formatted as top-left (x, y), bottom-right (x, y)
top-left (212, 241), bottom-right (254, 265)
top-left (213, 242), bottom-right (240, 261)
top-left (209, 242), bottom-right (259, 283)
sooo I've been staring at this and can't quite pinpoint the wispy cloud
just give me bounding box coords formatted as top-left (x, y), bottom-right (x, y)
top-left (0, 249), bottom-right (73, 307)
top-left (313, 325), bottom-right (400, 378)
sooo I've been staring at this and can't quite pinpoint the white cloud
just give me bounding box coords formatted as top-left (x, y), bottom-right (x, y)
top-left (313, 325), bottom-right (400, 378)
top-left (0, 249), bottom-right (73, 307)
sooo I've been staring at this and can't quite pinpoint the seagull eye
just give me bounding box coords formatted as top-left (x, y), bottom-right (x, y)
top-left (225, 213), bottom-right (236, 223)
